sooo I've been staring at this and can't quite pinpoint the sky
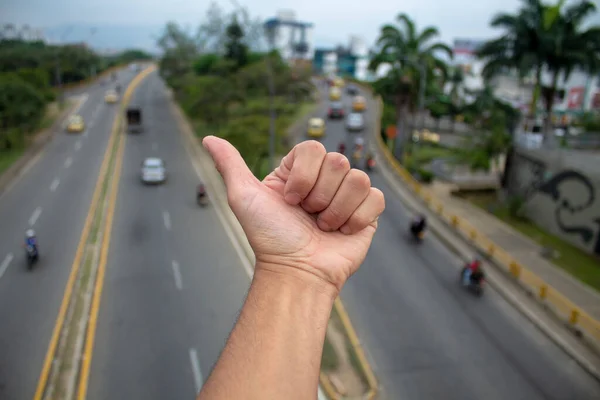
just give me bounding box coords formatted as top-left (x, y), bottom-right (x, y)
top-left (2, 0), bottom-right (600, 51)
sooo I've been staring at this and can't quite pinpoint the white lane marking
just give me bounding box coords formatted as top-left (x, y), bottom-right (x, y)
top-left (171, 261), bottom-right (183, 290)
top-left (189, 348), bottom-right (203, 394)
top-left (163, 211), bottom-right (171, 231)
top-left (0, 254), bottom-right (14, 280)
top-left (152, 143), bottom-right (158, 151)
top-left (50, 178), bottom-right (60, 192)
top-left (29, 207), bottom-right (42, 226)
top-left (75, 140), bottom-right (82, 151)
top-left (64, 157), bottom-right (73, 168)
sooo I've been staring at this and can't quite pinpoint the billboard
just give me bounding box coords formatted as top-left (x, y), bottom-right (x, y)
top-left (567, 87), bottom-right (585, 110)
top-left (453, 39), bottom-right (486, 56)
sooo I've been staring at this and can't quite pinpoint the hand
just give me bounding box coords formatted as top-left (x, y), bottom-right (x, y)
top-left (203, 136), bottom-right (385, 293)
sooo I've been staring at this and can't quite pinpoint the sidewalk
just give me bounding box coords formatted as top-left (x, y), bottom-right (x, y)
top-left (427, 178), bottom-right (600, 321)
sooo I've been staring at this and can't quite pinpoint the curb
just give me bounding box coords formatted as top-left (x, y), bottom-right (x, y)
top-left (0, 97), bottom-right (82, 197)
top-left (169, 84), bottom-right (377, 400)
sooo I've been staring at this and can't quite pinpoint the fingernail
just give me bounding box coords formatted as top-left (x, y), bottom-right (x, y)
top-left (340, 225), bottom-right (352, 235)
top-left (285, 192), bottom-right (302, 205)
top-left (318, 219), bottom-right (332, 232)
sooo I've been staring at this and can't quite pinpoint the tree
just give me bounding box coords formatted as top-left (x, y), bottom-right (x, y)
top-left (478, 0), bottom-right (600, 143)
top-left (224, 17), bottom-right (249, 70)
top-left (369, 13), bottom-right (452, 159)
top-left (157, 22), bottom-right (198, 81)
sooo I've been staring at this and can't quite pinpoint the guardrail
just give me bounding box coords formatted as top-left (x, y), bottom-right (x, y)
top-left (358, 85), bottom-right (600, 348)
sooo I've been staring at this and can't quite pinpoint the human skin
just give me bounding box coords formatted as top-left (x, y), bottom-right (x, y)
top-left (197, 136), bottom-right (385, 400)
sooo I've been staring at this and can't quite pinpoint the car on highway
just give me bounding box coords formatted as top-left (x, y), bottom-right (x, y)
top-left (346, 112), bottom-right (365, 132)
top-left (141, 157), bottom-right (166, 184)
top-left (328, 101), bottom-right (345, 119)
top-left (307, 118), bottom-right (325, 138)
top-left (104, 89), bottom-right (119, 104)
top-left (346, 84), bottom-right (359, 95)
top-left (66, 115), bottom-right (85, 133)
top-left (333, 77), bottom-right (344, 88)
top-left (329, 87), bottom-right (341, 101)
top-left (352, 96), bottom-right (366, 112)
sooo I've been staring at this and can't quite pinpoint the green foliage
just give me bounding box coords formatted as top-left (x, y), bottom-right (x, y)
top-left (192, 53), bottom-right (221, 75)
top-left (577, 112), bottom-right (600, 132)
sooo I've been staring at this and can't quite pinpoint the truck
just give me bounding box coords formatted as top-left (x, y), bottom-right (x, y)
top-left (126, 107), bottom-right (143, 133)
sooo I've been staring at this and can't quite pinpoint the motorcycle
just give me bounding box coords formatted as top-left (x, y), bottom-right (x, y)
top-left (197, 192), bottom-right (208, 207)
top-left (460, 266), bottom-right (484, 297)
top-left (365, 157), bottom-right (376, 171)
top-left (25, 245), bottom-right (38, 270)
top-left (409, 224), bottom-right (425, 243)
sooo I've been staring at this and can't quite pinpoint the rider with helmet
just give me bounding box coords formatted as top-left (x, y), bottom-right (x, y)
top-left (463, 257), bottom-right (484, 286)
top-left (25, 229), bottom-right (38, 259)
top-left (410, 214), bottom-right (427, 238)
top-left (338, 142), bottom-right (346, 155)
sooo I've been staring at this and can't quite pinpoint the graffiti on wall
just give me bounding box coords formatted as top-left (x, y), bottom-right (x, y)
top-left (536, 170), bottom-right (600, 255)
top-left (508, 151), bottom-right (600, 256)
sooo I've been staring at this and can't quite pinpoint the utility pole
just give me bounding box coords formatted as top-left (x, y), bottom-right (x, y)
top-left (264, 21), bottom-right (278, 172)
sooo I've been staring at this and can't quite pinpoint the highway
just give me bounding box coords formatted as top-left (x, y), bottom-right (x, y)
top-left (315, 84), bottom-right (600, 399)
top-left (87, 72), bottom-right (252, 399)
top-left (0, 68), bottom-right (139, 400)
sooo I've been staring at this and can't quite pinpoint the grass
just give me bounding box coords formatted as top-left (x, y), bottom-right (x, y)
top-left (406, 143), bottom-right (457, 166)
top-left (0, 147), bottom-right (25, 174)
top-left (463, 191), bottom-right (600, 292)
top-left (321, 337), bottom-right (340, 371)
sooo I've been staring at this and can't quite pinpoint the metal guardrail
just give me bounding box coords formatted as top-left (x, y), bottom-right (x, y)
top-left (366, 92), bottom-right (600, 346)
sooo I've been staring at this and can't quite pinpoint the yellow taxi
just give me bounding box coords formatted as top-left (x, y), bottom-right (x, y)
top-left (333, 77), bottom-right (344, 88)
top-left (329, 87), bottom-right (341, 101)
top-left (104, 89), bottom-right (119, 104)
top-left (307, 118), bottom-right (325, 138)
top-left (352, 95), bottom-right (366, 112)
top-left (66, 115), bottom-right (85, 133)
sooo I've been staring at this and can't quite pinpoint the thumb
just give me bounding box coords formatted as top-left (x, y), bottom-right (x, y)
top-left (202, 136), bottom-right (259, 196)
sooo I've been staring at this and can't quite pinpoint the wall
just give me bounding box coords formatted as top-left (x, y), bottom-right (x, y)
top-left (505, 147), bottom-right (600, 255)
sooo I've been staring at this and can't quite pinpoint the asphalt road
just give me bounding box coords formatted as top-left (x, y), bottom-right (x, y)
top-left (87, 72), bottom-right (251, 399)
top-left (313, 83), bottom-right (600, 399)
top-left (0, 68), bottom-right (139, 400)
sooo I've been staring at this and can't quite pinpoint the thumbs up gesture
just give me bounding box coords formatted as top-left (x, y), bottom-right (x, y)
top-left (203, 136), bottom-right (385, 293)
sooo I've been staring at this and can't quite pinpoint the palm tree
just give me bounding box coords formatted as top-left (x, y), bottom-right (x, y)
top-left (369, 13), bottom-right (452, 159)
top-left (477, 0), bottom-right (600, 144)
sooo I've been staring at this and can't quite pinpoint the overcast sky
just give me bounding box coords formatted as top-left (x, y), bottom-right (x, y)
top-left (2, 0), bottom-right (599, 49)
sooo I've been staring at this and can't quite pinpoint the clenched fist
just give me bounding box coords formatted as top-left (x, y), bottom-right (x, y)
top-left (203, 136), bottom-right (385, 293)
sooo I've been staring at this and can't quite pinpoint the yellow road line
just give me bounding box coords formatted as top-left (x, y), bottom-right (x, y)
top-left (76, 131), bottom-right (125, 400)
top-left (32, 65), bottom-right (155, 400)
top-left (32, 95), bottom-right (119, 400)
top-left (77, 65), bottom-right (156, 400)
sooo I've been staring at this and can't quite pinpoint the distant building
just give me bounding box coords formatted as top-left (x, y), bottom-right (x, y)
top-left (313, 35), bottom-right (369, 80)
top-left (264, 10), bottom-right (314, 63)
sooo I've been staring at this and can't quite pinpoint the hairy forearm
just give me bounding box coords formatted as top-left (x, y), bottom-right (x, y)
top-left (198, 265), bottom-right (336, 400)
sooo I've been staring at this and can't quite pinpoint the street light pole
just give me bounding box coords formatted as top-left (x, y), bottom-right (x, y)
top-left (264, 22), bottom-right (278, 172)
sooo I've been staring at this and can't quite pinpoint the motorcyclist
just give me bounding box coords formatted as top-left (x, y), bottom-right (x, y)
top-left (338, 142), bottom-right (346, 155)
top-left (354, 136), bottom-right (364, 150)
top-left (197, 183), bottom-right (206, 198)
top-left (25, 229), bottom-right (38, 255)
top-left (463, 257), bottom-right (484, 286)
top-left (410, 214), bottom-right (427, 237)
top-left (365, 153), bottom-right (375, 170)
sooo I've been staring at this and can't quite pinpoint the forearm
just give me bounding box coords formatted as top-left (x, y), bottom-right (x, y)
top-left (198, 265), bottom-right (336, 400)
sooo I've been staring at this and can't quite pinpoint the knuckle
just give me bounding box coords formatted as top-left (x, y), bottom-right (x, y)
top-left (301, 140), bottom-right (326, 155)
top-left (371, 188), bottom-right (386, 210)
top-left (348, 169), bottom-right (371, 189)
top-left (326, 152), bottom-right (350, 171)
top-left (305, 192), bottom-right (330, 212)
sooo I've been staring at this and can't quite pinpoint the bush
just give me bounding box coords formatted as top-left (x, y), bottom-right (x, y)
top-left (417, 168), bottom-right (434, 183)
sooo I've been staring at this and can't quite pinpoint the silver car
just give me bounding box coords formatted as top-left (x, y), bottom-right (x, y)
top-left (346, 112), bottom-right (365, 132)
top-left (141, 157), bottom-right (166, 184)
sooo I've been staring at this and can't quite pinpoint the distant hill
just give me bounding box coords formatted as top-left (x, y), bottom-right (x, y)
top-left (43, 23), bottom-right (163, 53)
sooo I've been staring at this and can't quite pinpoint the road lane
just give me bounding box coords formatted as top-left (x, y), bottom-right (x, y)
top-left (88, 72), bottom-right (251, 399)
top-left (0, 69), bottom-right (137, 400)
top-left (314, 83), bottom-right (600, 399)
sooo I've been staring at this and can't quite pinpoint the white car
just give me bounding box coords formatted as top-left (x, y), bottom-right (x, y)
top-left (141, 157), bottom-right (166, 184)
top-left (346, 112), bottom-right (365, 132)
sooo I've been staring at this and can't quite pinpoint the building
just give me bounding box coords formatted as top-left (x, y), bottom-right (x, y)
top-left (264, 10), bottom-right (314, 63)
top-left (313, 35), bottom-right (369, 80)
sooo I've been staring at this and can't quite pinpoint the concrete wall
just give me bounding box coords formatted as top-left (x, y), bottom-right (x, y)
top-left (505, 147), bottom-right (600, 256)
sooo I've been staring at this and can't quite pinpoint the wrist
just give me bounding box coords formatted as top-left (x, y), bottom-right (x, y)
top-left (253, 262), bottom-right (339, 303)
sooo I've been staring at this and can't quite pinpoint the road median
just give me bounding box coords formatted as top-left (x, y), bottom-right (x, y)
top-left (33, 65), bottom-right (156, 400)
